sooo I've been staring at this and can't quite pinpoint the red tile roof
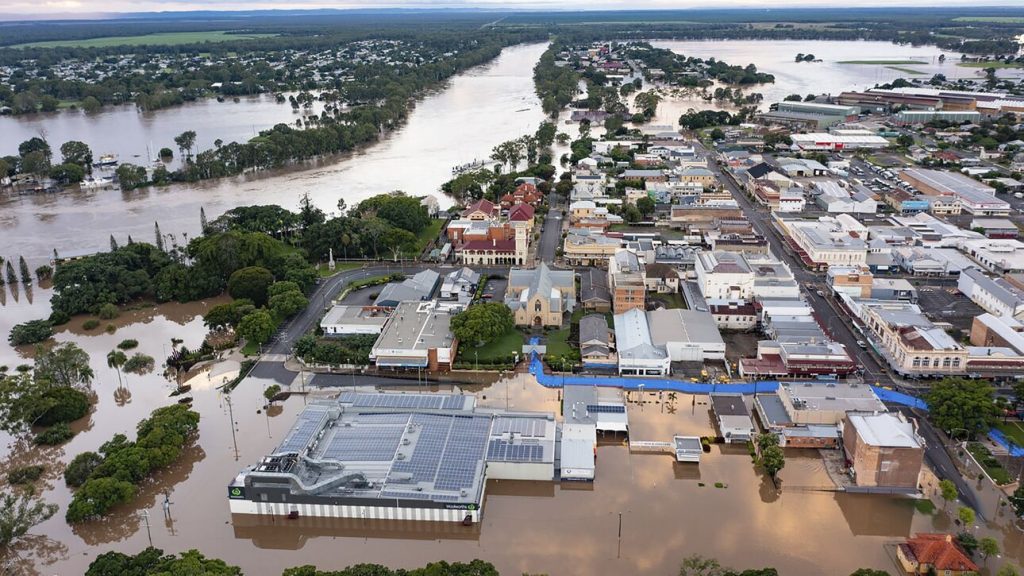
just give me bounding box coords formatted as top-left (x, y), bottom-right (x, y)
top-left (508, 203), bottom-right (535, 221)
top-left (462, 199), bottom-right (497, 217)
top-left (460, 239), bottom-right (517, 253)
top-left (901, 534), bottom-right (978, 573)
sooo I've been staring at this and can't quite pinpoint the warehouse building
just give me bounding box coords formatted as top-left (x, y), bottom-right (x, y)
top-left (228, 392), bottom-right (557, 522)
top-left (790, 132), bottom-right (889, 151)
top-left (894, 110), bottom-right (982, 125)
top-left (369, 300), bottom-right (461, 371)
top-left (899, 169), bottom-right (1009, 216)
top-left (320, 305), bottom-right (392, 336)
top-left (647, 308), bottom-right (727, 362)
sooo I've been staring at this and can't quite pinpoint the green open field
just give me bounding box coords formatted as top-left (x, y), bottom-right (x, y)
top-left (886, 66), bottom-right (928, 75)
top-left (996, 420), bottom-right (1024, 447)
top-left (953, 16), bottom-right (1024, 23)
top-left (838, 60), bottom-right (929, 65)
top-left (14, 31), bottom-right (276, 49)
top-left (957, 61), bottom-right (1024, 69)
top-left (460, 330), bottom-right (523, 364)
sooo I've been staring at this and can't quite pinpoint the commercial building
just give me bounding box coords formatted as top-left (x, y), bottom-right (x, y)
top-left (613, 308), bottom-right (671, 376)
top-left (228, 392), bottom-right (557, 522)
top-left (710, 394), bottom-right (756, 444)
top-left (320, 305), bottom-right (392, 336)
top-left (695, 250), bottom-right (754, 300)
top-left (647, 308), bottom-right (726, 362)
top-left (506, 263), bottom-right (576, 327)
top-left (789, 132), bottom-right (889, 152)
top-left (776, 216), bottom-right (868, 270)
top-left (775, 381), bottom-right (886, 426)
top-left (970, 218), bottom-right (1019, 239)
top-left (900, 169), bottom-right (1009, 216)
top-left (958, 267), bottom-right (1024, 320)
top-left (894, 110), bottom-right (982, 125)
top-left (842, 411), bottom-right (924, 492)
top-left (374, 270), bottom-right (440, 308)
top-left (370, 300), bottom-right (460, 371)
top-left (563, 231), bottom-right (622, 266)
top-left (440, 267), bottom-right (480, 300)
top-left (760, 101), bottom-right (859, 130)
top-left (608, 250), bottom-right (646, 313)
top-left (959, 238), bottom-right (1024, 274)
top-left (813, 180), bottom-right (877, 214)
top-left (855, 300), bottom-right (967, 377)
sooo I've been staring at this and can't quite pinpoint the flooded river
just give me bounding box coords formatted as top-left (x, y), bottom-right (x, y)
top-left (0, 42), bottom-right (548, 263)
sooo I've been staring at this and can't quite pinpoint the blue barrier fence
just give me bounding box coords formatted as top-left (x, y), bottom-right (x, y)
top-left (988, 428), bottom-right (1024, 457)
top-left (527, 351), bottom-right (928, 410)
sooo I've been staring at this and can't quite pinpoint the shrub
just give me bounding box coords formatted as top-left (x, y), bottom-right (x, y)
top-left (34, 422), bottom-right (75, 445)
top-left (105, 324), bottom-right (116, 334)
top-left (97, 303), bottom-right (120, 320)
top-left (35, 264), bottom-right (54, 281)
top-left (35, 387), bottom-right (90, 426)
top-left (8, 464), bottom-right (45, 485)
top-left (123, 353), bottom-right (155, 375)
top-left (83, 319), bottom-right (100, 330)
top-left (8, 319), bottom-right (53, 346)
top-left (117, 339), bottom-right (139, 350)
top-left (65, 451), bottom-right (103, 487)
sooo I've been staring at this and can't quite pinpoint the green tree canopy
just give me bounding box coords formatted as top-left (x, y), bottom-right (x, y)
top-left (0, 491), bottom-right (58, 550)
top-left (450, 303), bottom-right (514, 347)
top-left (237, 309), bottom-right (276, 346)
top-left (926, 378), bottom-right (997, 438)
top-left (227, 266), bottom-right (275, 307)
top-left (60, 140), bottom-right (93, 168)
top-left (352, 192), bottom-right (431, 234)
top-left (8, 319), bottom-right (53, 346)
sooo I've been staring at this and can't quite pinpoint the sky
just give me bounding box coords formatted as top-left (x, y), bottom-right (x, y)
top-left (0, 0), bottom-right (1020, 18)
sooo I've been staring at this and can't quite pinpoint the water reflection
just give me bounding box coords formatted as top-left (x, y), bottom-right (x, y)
top-left (232, 515), bottom-right (482, 550)
top-left (836, 494), bottom-right (915, 537)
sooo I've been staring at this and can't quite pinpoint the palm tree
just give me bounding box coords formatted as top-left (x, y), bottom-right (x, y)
top-left (107, 349), bottom-right (127, 389)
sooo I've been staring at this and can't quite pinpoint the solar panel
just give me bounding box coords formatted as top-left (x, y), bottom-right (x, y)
top-left (485, 439), bottom-right (543, 462)
top-left (491, 417), bottom-right (548, 438)
top-left (587, 404), bottom-right (626, 414)
top-left (322, 425), bottom-right (404, 461)
top-left (435, 416), bottom-right (489, 491)
top-left (276, 405), bottom-right (331, 453)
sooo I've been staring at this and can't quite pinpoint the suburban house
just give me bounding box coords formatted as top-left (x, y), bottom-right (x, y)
top-left (580, 314), bottom-right (616, 368)
top-left (644, 263), bottom-right (680, 294)
top-left (506, 263), bottom-right (576, 327)
top-left (508, 203), bottom-right (536, 231)
top-left (842, 411), bottom-right (924, 491)
top-left (461, 199), bottom-right (500, 221)
top-left (500, 183), bottom-right (543, 209)
top-left (580, 267), bottom-right (612, 312)
top-left (896, 533), bottom-right (978, 576)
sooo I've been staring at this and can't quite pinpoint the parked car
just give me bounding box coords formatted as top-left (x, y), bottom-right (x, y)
top-left (857, 340), bottom-right (867, 349)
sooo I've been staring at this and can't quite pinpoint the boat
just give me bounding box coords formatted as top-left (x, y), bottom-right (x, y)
top-left (451, 159), bottom-right (487, 175)
top-left (93, 153), bottom-right (118, 168)
top-left (81, 175), bottom-right (113, 189)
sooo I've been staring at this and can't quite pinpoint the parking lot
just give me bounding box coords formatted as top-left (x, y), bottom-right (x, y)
top-left (478, 276), bottom-right (508, 303)
top-left (915, 284), bottom-right (983, 337)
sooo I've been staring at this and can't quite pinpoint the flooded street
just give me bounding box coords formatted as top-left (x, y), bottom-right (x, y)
top-left (0, 42), bottom-right (548, 263)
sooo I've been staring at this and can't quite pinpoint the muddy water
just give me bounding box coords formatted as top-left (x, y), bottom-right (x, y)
top-left (0, 42), bottom-right (548, 263)
top-left (6, 362), bottom-right (1020, 575)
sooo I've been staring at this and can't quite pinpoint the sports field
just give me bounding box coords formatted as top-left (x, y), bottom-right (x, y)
top-left (14, 31), bottom-right (276, 49)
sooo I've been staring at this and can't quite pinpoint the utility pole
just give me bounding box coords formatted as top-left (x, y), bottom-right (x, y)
top-left (226, 394), bottom-right (239, 459)
top-left (140, 510), bottom-right (153, 547)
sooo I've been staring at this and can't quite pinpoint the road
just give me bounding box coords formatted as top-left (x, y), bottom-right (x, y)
top-left (904, 406), bottom-right (983, 517)
top-left (538, 208), bottom-right (563, 264)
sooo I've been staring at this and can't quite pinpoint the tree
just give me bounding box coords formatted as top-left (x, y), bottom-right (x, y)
top-left (115, 163), bottom-right (147, 191)
top-left (680, 555), bottom-right (723, 576)
top-left (34, 264), bottom-right (53, 282)
top-left (757, 434), bottom-right (785, 479)
top-left (86, 548), bottom-right (242, 576)
top-left (298, 192), bottom-right (325, 230)
top-left (1012, 484), bottom-right (1024, 518)
top-left (848, 570), bottom-right (890, 576)
top-left (60, 140), bottom-right (93, 168)
top-left (174, 130), bottom-right (197, 160)
top-left (0, 490), bottom-right (58, 550)
top-left (636, 196), bottom-right (655, 219)
top-left (64, 451), bottom-right (104, 487)
top-left (958, 506), bottom-right (976, 529)
top-left (264, 384), bottom-right (282, 404)
top-left (450, 303), bottom-right (514, 347)
top-left (81, 96), bottom-right (102, 114)
top-left (237, 309), bottom-right (276, 347)
top-left (8, 319), bottom-right (53, 346)
top-left (939, 479), bottom-right (958, 510)
top-left (979, 536), bottom-right (999, 562)
top-left (269, 290), bottom-right (308, 319)
top-left (927, 378), bottom-right (997, 438)
top-left (227, 266), bottom-right (275, 307)
top-left (18, 256), bottom-right (30, 284)
top-left (50, 162), bottom-right (86, 185)
top-left (21, 150), bottom-right (51, 179)
top-left (998, 564), bottom-right (1022, 576)
top-left (34, 342), bottom-right (94, 391)
top-left (18, 137), bottom-right (50, 161)
top-left (896, 134), bottom-right (914, 148)
top-left (65, 476), bottom-right (137, 523)
top-left (106, 349), bottom-right (127, 389)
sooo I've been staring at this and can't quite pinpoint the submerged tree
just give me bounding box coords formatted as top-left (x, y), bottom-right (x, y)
top-left (0, 490), bottom-right (59, 550)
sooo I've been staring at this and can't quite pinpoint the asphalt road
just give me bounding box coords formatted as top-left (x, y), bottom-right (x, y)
top-left (903, 406), bottom-right (983, 516)
top-left (538, 208), bottom-right (563, 264)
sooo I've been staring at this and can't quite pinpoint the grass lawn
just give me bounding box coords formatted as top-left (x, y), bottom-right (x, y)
top-left (546, 327), bottom-right (573, 358)
top-left (460, 330), bottom-right (523, 364)
top-left (14, 31), bottom-right (277, 49)
top-left (241, 340), bottom-right (261, 356)
top-left (957, 61), bottom-right (1024, 69)
top-left (966, 442), bottom-right (1012, 485)
top-left (650, 292), bottom-right (686, 309)
top-left (886, 66), bottom-right (927, 75)
top-left (411, 219), bottom-right (444, 255)
top-left (838, 60), bottom-right (929, 65)
top-left (995, 420), bottom-right (1024, 447)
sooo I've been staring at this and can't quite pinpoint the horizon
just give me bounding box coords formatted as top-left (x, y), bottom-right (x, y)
top-left (2, 2), bottom-right (1024, 21)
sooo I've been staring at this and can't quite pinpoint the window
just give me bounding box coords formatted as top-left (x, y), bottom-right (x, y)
top-left (534, 300), bottom-right (542, 312)
top-left (953, 358), bottom-right (961, 367)
top-left (912, 357), bottom-right (921, 368)
top-left (942, 357), bottom-right (951, 367)
top-left (879, 461), bottom-right (891, 472)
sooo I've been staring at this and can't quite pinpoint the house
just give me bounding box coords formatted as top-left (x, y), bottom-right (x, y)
top-left (440, 267), bottom-right (480, 300)
top-left (842, 411), bottom-right (924, 491)
top-left (644, 263), bottom-right (680, 294)
top-left (461, 199), bottom-right (499, 221)
top-left (580, 314), bottom-right (616, 367)
top-left (580, 267), bottom-right (612, 312)
top-left (500, 183), bottom-right (543, 208)
top-left (506, 263), bottom-right (575, 327)
top-left (613, 308), bottom-right (671, 376)
top-left (710, 394), bottom-right (756, 444)
top-left (374, 270), bottom-right (440, 308)
top-left (508, 203), bottom-right (536, 231)
top-left (897, 534), bottom-right (978, 576)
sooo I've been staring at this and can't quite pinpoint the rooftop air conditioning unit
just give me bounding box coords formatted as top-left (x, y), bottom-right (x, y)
top-left (402, 438), bottom-right (411, 446)
top-left (396, 453), bottom-right (406, 460)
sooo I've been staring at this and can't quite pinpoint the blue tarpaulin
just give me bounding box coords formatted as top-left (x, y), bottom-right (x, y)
top-left (988, 428), bottom-right (1024, 457)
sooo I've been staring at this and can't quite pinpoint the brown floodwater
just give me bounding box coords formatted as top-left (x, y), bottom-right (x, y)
top-left (7, 353), bottom-right (1024, 576)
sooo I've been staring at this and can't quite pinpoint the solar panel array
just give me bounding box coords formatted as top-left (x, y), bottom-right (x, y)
top-left (337, 392), bottom-right (467, 411)
top-left (587, 404), bottom-right (626, 414)
top-left (276, 405), bottom-right (331, 453)
top-left (435, 416), bottom-right (490, 491)
top-left (486, 439), bottom-right (544, 462)
top-left (390, 414), bottom-right (449, 484)
top-left (491, 417), bottom-right (548, 438)
top-left (322, 424), bottom-right (405, 461)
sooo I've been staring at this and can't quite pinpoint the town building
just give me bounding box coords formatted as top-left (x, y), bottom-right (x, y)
top-left (613, 308), bottom-right (671, 376)
top-left (608, 249), bottom-right (647, 313)
top-left (695, 250), bottom-right (754, 301)
top-left (896, 533), bottom-right (979, 576)
top-left (370, 300), bottom-right (460, 371)
top-left (842, 411), bottom-right (924, 492)
top-left (506, 263), bottom-right (576, 327)
top-left (563, 230), bottom-right (622, 266)
top-left (580, 267), bottom-right (612, 312)
top-left (959, 238), bottom-right (1024, 274)
top-left (440, 267), bottom-right (480, 300)
top-left (580, 314), bottom-right (616, 368)
top-left (776, 215), bottom-right (868, 270)
top-left (789, 132), bottom-right (889, 151)
top-left (900, 169), bottom-right (1009, 216)
top-left (775, 381), bottom-right (886, 426)
top-left (970, 217), bottom-right (1019, 239)
top-left (710, 394), bottom-right (756, 444)
top-left (374, 270), bottom-right (441, 308)
top-left (647, 308), bottom-right (727, 362)
top-left (958, 266), bottom-right (1024, 320)
top-left (228, 392), bottom-right (556, 522)
top-left (855, 300), bottom-right (967, 377)
top-left (709, 302), bottom-right (758, 331)
top-left (827, 266), bottom-right (874, 298)
top-left (320, 305), bottom-right (392, 336)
